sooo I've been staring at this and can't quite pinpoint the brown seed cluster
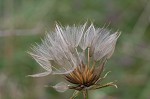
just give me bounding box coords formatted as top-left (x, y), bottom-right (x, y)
top-left (64, 62), bottom-right (104, 90)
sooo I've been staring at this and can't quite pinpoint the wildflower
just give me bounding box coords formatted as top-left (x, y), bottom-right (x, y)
top-left (28, 23), bottom-right (121, 99)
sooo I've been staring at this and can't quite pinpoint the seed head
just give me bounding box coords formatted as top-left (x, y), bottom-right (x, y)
top-left (28, 23), bottom-right (121, 98)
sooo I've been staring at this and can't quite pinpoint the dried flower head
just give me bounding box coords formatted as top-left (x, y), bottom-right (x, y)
top-left (28, 23), bottom-right (121, 99)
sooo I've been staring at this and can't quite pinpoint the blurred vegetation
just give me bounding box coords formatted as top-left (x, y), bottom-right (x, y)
top-left (0, 0), bottom-right (150, 99)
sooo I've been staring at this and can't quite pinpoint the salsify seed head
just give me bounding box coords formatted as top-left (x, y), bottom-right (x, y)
top-left (28, 23), bottom-right (121, 95)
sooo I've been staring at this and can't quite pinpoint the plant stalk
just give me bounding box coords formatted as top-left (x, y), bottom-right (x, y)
top-left (83, 90), bottom-right (88, 99)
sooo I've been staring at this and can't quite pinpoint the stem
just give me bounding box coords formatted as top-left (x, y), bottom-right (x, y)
top-left (70, 90), bottom-right (80, 99)
top-left (92, 61), bottom-right (96, 68)
top-left (87, 47), bottom-right (90, 67)
top-left (83, 90), bottom-right (88, 99)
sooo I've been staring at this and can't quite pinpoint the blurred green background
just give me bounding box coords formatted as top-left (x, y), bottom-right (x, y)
top-left (0, 0), bottom-right (150, 99)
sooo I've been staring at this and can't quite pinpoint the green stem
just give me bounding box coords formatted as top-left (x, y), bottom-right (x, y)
top-left (70, 90), bottom-right (79, 99)
top-left (83, 90), bottom-right (88, 99)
